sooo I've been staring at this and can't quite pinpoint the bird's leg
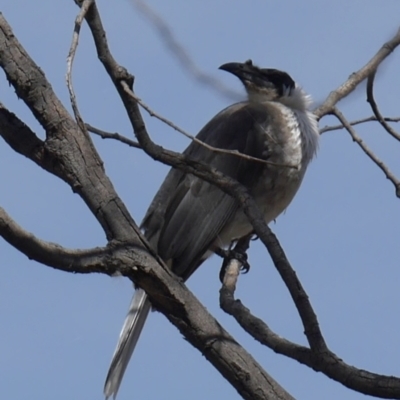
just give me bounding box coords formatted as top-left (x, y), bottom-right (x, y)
top-left (216, 233), bottom-right (254, 282)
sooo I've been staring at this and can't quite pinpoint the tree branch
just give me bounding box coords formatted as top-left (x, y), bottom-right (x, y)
top-left (66, 0), bottom-right (94, 133)
top-left (332, 108), bottom-right (400, 198)
top-left (86, 123), bottom-right (142, 149)
top-left (319, 115), bottom-right (400, 134)
top-left (0, 103), bottom-right (45, 164)
top-left (366, 70), bottom-right (400, 141)
top-left (314, 28), bottom-right (400, 120)
top-left (220, 265), bottom-right (400, 399)
top-left (1, 200), bottom-right (295, 400)
top-left (0, 207), bottom-right (111, 273)
top-left (0, 12), bottom-right (145, 244)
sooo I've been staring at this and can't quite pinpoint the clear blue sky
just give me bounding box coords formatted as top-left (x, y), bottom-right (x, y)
top-left (1, 1), bottom-right (400, 399)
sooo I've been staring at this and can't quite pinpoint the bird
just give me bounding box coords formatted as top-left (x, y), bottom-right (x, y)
top-left (104, 59), bottom-right (319, 399)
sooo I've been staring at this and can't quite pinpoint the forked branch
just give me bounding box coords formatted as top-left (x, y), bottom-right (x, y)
top-left (332, 107), bottom-right (400, 198)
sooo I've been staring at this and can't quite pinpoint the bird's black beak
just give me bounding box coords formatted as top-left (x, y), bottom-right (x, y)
top-left (219, 61), bottom-right (295, 96)
top-left (219, 61), bottom-right (256, 81)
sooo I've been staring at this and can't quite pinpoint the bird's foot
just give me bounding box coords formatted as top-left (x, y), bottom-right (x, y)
top-left (217, 248), bottom-right (250, 283)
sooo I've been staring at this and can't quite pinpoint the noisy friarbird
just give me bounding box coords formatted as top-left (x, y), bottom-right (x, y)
top-left (104, 60), bottom-right (319, 399)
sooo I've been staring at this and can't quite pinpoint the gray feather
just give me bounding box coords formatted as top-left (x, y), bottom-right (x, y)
top-left (104, 289), bottom-right (151, 399)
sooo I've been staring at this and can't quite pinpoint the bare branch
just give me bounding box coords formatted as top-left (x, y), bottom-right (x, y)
top-left (0, 207), bottom-right (110, 273)
top-left (0, 206), bottom-right (292, 400)
top-left (314, 28), bottom-right (400, 119)
top-left (66, 0), bottom-right (93, 132)
top-left (0, 15), bottom-right (76, 139)
top-left (130, 0), bottom-right (241, 102)
top-left (319, 115), bottom-right (400, 134)
top-left (332, 108), bottom-right (400, 198)
top-left (258, 227), bottom-right (328, 352)
top-left (220, 264), bottom-right (312, 360)
top-left (367, 70), bottom-right (400, 141)
top-left (219, 258), bottom-right (400, 399)
top-left (0, 13), bottom-right (145, 243)
top-left (86, 123), bottom-right (142, 149)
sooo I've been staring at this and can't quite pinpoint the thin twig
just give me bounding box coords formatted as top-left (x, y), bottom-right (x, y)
top-left (128, 86), bottom-right (298, 169)
top-left (66, 0), bottom-right (94, 133)
top-left (130, 0), bottom-right (241, 102)
top-left (319, 115), bottom-right (400, 134)
top-left (86, 123), bottom-right (141, 149)
top-left (366, 70), bottom-right (400, 141)
top-left (332, 107), bottom-right (400, 198)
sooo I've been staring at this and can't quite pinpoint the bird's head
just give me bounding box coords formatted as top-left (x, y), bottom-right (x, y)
top-left (219, 60), bottom-right (311, 111)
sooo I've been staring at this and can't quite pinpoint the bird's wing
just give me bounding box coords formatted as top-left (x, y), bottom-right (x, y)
top-left (141, 101), bottom-right (272, 280)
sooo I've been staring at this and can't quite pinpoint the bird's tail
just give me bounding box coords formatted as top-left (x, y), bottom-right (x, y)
top-left (104, 288), bottom-right (151, 399)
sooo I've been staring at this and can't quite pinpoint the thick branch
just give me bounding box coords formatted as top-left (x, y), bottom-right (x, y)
top-left (0, 13), bottom-right (144, 244)
top-left (0, 103), bottom-right (45, 164)
top-left (0, 202), bottom-right (296, 399)
top-left (0, 209), bottom-right (293, 400)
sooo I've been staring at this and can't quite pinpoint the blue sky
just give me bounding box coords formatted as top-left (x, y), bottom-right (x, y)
top-left (1, 1), bottom-right (400, 399)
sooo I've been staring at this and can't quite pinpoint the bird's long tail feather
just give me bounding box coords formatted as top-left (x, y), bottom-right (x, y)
top-left (104, 289), bottom-right (151, 399)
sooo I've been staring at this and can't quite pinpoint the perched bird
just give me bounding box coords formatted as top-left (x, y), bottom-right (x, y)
top-left (104, 60), bottom-right (319, 398)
